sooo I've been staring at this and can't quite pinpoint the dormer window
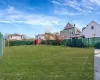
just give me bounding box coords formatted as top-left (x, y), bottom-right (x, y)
top-left (91, 26), bottom-right (94, 30)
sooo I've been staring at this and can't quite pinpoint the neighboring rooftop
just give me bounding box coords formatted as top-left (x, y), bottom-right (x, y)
top-left (64, 23), bottom-right (75, 30)
top-left (8, 33), bottom-right (24, 36)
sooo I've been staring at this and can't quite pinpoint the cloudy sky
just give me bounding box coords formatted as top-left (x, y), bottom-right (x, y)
top-left (0, 0), bottom-right (100, 37)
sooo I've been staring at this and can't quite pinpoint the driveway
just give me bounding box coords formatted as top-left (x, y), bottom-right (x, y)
top-left (95, 49), bottom-right (100, 80)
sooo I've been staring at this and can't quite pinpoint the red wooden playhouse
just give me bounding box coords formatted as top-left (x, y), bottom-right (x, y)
top-left (34, 38), bottom-right (42, 45)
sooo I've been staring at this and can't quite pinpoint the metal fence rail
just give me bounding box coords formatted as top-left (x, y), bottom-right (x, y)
top-left (0, 32), bottom-right (4, 56)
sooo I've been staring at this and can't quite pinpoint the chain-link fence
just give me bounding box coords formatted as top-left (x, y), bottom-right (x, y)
top-left (0, 32), bottom-right (5, 56)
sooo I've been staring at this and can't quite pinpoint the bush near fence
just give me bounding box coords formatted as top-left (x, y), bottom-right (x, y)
top-left (42, 37), bottom-right (100, 48)
top-left (6, 40), bottom-right (34, 46)
top-left (42, 40), bottom-right (67, 46)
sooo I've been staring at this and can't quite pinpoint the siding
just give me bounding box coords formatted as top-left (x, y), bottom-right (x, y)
top-left (9, 36), bottom-right (23, 40)
top-left (82, 21), bottom-right (100, 38)
top-left (60, 28), bottom-right (75, 39)
top-left (60, 27), bottom-right (82, 39)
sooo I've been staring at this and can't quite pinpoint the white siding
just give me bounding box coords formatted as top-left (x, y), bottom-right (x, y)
top-left (82, 21), bottom-right (100, 38)
top-left (9, 36), bottom-right (23, 40)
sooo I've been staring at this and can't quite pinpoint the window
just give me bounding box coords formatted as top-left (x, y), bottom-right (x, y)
top-left (69, 29), bottom-right (73, 34)
top-left (77, 30), bottom-right (80, 33)
top-left (91, 26), bottom-right (94, 30)
top-left (21, 36), bottom-right (23, 38)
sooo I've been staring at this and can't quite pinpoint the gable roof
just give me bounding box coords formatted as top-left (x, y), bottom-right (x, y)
top-left (82, 27), bottom-right (86, 31)
top-left (63, 22), bottom-right (81, 32)
top-left (75, 27), bottom-right (81, 33)
top-left (82, 20), bottom-right (100, 31)
top-left (44, 33), bottom-right (55, 37)
top-left (64, 23), bottom-right (74, 30)
top-left (87, 20), bottom-right (100, 27)
top-left (91, 20), bottom-right (100, 25)
top-left (8, 33), bottom-right (24, 36)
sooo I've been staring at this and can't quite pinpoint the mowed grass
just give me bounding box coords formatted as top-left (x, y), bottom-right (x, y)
top-left (0, 45), bottom-right (94, 80)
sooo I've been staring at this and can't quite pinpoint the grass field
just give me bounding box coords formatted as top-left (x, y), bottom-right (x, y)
top-left (0, 45), bottom-right (94, 80)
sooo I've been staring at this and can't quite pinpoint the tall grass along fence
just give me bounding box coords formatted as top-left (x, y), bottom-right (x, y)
top-left (42, 37), bottom-right (100, 49)
top-left (6, 40), bottom-right (34, 46)
top-left (0, 33), bottom-right (5, 56)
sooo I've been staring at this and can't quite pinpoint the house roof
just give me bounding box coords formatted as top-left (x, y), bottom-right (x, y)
top-left (44, 33), bottom-right (54, 36)
top-left (82, 27), bottom-right (86, 31)
top-left (91, 20), bottom-right (100, 25)
top-left (75, 27), bottom-right (81, 33)
top-left (64, 23), bottom-right (74, 30)
top-left (63, 22), bottom-right (81, 33)
top-left (82, 20), bottom-right (100, 31)
top-left (87, 20), bottom-right (100, 26)
top-left (8, 33), bottom-right (24, 36)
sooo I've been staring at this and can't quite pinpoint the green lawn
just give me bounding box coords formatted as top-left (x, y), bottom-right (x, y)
top-left (0, 45), bottom-right (94, 80)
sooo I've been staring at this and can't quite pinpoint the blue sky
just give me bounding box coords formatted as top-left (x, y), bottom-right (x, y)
top-left (0, 0), bottom-right (100, 37)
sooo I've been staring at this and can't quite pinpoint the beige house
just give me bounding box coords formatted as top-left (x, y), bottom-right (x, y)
top-left (60, 23), bottom-right (83, 39)
top-left (8, 33), bottom-right (25, 40)
top-left (35, 33), bottom-right (56, 40)
top-left (44, 33), bottom-right (55, 40)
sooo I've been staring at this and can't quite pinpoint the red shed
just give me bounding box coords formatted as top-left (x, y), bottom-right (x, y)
top-left (34, 39), bottom-right (42, 45)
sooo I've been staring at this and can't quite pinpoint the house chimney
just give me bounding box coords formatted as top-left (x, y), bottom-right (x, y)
top-left (74, 24), bottom-right (75, 27)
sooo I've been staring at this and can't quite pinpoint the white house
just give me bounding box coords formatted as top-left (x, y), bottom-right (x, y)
top-left (8, 33), bottom-right (25, 40)
top-left (82, 21), bottom-right (100, 38)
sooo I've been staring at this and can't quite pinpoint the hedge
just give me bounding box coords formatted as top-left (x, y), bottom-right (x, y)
top-left (6, 40), bottom-right (34, 46)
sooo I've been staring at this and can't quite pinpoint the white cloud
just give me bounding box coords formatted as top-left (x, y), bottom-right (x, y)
top-left (0, 20), bottom-right (10, 23)
top-left (63, 0), bottom-right (93, 14)
top-left (0, 6), bottom-right (65, 34)
top-left (51, 0), bottom-right (61, 5)
top-left (75, 23), bottom-right (85, 31)
top-left (7, 6), bottom-right (15, 13)
top-left (71, 20), bottom-right (86, 30)
top-left (89, 0), bottom-right (100, 5)
top-left (55, 9), bottom-right (82, 16)
top-left (85, 6), bottom-right (93, 10)
top-left (64, 0), bottom-right (80, 8)
top-left (51, 0), bottom-right (100, 15)
top-left (0, 6), bottom-right (60, 26)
